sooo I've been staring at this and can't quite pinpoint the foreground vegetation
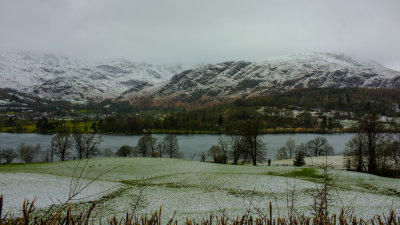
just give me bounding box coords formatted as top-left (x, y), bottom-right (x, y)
top-left (1, 196), bottom-right (400, 225)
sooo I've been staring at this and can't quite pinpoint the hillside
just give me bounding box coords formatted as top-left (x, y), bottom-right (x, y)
top-left (0, 49), bottom-right (186, 102)
top-left (123, 52), bottom-right (400, 108)
top-left (2, 50), bottom-right (400, 109)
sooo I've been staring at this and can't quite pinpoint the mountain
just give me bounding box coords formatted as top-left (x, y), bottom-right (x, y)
top-left (2, 51), bottom-right (400, 108)
top-left (122, 52), bottom-right (400, 108)
top-left (0, 50), bottom-right (186, 102)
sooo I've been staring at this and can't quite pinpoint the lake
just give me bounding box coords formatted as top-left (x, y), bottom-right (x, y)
top-left (0, 133), bottom-right (354, 161)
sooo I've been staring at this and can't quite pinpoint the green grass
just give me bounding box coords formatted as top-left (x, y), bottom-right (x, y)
top-left (75, 109), bottom-right (89, 114)
top-left (267, 168), bottom-right (325, 182)
top-left (149, 129), bottom-right (220, 134)
top-left (0, 121), bottom-right (96, 133)
top-left (286, 168), bottom-right (325, 180)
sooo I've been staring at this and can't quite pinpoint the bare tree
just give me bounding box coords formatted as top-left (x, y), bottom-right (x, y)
top-left (51, 133), bottom-right (72, 161)
top-left (242, 119), bottom-right (267, 166)
top-left (200, 152), bottom-right (207, 162)
top-left (377, 134), bottom-right (395, 170)
top-left (164, 134), bottom-right (179, 158)
top-left (208, 145), bottom-right (223, 163)
top-left (360, 112), bottom-right (382, 173)
top-left (285, 137), bottom-right (296, 158)
top-left (72, 132), bottom-right (85, 159)
top-left (72, 132), bottom-right (103, 159)
top-left (40, 148), bottom-right (52, 162)
top-left (157, 140), bottom-right (167, 158)
top-left (17, 143), bottom-right (39, 163)
top-left (49, 140), bottom-right (56, 162)
top-left (85, 134), bottom-right (102, 158)
top-left (102, 147), bottom-right (114, 157)
top-left (306, 136), bottom-right (333, 156)
top-left (0, 148), bottom-right (17, 163)
top-left (137, 134), bottom-right (157, 157)
top-left (392, 135), bottom-right (400, 172)
top-left (218, 136), bottom-right (229, 164)
top-left (275, 138), bottom-right (296, 160)
top-left (276, 147), bottom-right (288, 160)
top-left (344, 133), bottom-right (366, 172)
top-left (229, 134), bottom-right (244, 165)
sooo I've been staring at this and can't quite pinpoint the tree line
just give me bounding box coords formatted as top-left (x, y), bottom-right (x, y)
top-left (203, 118), bottom-right (268, 166)
top-left (238, 88), bottom-right (400, 117)
top-left (275, 136), bottom-right (334, 160)
top-left (344, 112), bottom-right (400, 176)
top-left (0, 132), bottom-right (104, 163)
top-left (10, 88), bottom-right (400, 135)
top-left (115, 134), bottom-right (180, 158)
top-left (0, 131), bottom-right (180, 164)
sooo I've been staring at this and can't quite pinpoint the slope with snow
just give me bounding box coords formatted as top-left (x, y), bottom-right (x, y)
top-left (0, 50), bottom-right (186, 102)
top-left (1, 158), bottom-right (400, 221)
top-left (123, 52), bottom-right (400, 107)
top-left (2, 51), bottom-right (400, 106)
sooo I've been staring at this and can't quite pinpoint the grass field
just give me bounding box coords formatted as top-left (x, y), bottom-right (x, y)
top-left (0, 121), bottom-right (95, 133)
top-left (271, 156), bottom-right (345, 168)
top-left (1, 157), bottom-right (399, 221)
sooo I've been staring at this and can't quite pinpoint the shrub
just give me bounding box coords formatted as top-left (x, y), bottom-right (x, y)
top-left (293, 150), bottom-right (305, 167)
top-left (117, 145), bottom-right (134, 157)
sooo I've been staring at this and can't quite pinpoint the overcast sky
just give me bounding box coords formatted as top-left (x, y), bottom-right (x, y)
top-left (0, 0), bottom-right (399, 70)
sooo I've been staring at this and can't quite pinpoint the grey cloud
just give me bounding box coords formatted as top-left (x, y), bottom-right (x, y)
top-left (0, 0), bottom-right (399, 70)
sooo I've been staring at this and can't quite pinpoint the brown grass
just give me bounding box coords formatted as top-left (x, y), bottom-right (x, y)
top-left (1, 195), bottom-right (400, 225)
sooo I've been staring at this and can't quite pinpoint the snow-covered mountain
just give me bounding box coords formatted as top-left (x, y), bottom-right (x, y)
top-left (2, 51), bottom-right (400, 107)
top-left (123, 52), bottom-right (400, 107)
top-left (0, 50), bottom-right (186, 102)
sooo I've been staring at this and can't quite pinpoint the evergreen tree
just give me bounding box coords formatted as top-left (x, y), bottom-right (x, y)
top-left (293, 150), bottom-right (306, 167)
top-left (328, 117), bottom-right (333, 132)
top-left (218, 114), bottom-right (224, 128)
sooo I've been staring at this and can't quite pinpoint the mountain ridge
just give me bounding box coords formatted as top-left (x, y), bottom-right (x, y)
top-left (0, 49), bottom-right (186, 102)
top-left (2, 50), bottom-right (400, 107)
top-left (121, 52), bottom-right (400, 108)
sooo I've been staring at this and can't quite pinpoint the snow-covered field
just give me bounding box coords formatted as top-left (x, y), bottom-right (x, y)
top-left (0, 157), bottom-right (399, 221)
top-left (0, 172), bottom-right (121, 215)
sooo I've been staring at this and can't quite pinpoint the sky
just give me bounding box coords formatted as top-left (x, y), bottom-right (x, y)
top-left (0, 0), bottom-right (399, 70)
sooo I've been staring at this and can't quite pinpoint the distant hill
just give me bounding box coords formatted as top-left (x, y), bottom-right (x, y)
top-left (0, 49), bottom-right (186, 102)
top-left (2, 50), bottom-right (400, 108)
top-left (122, 52), bottom-right (400, 108)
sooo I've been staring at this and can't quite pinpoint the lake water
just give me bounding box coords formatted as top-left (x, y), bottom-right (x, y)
top-left (0, 133), bottom-right (354, 160)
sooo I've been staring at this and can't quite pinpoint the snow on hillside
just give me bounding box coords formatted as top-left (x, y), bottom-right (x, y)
top-left (0, 50), bottom-right (186, 102)
top-left (123, 52), bottom-right (400, 107)
top-left (2, 50), bottom-right (400, 105)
